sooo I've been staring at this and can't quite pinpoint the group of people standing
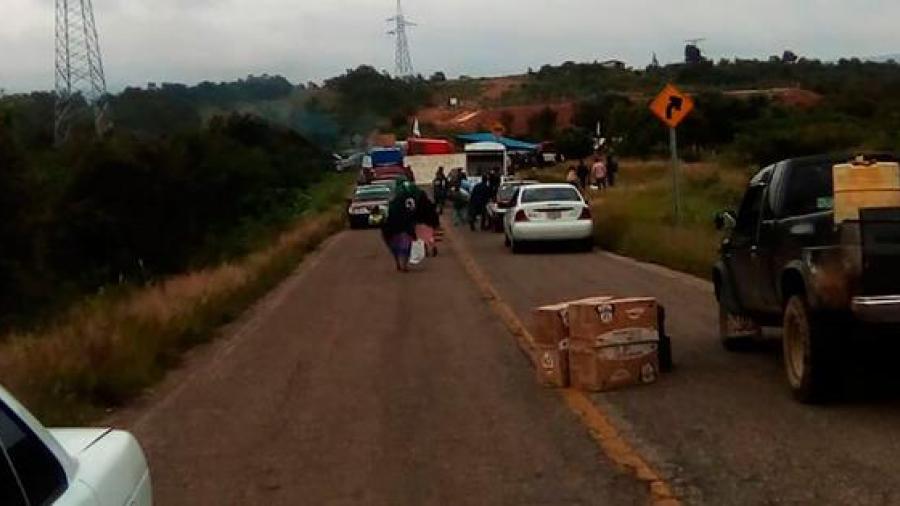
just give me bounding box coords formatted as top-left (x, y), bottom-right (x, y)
top-left (568, 153), bottom-right (619, 192)
top-left (380, 179), bottom-right (440, 272)
top-left (432, 167), bottom-right (502, 231)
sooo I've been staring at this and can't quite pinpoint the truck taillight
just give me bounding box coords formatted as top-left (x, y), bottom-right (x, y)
top-left (515, 210), bottom-right (529, 222)
top-left (579, 207), bottom-right (592, 220)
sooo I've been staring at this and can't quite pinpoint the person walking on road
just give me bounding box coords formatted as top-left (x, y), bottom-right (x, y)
top-left (592, 156), bottom-right (608, 190)
top-left (566, 167), bottom-right (580, 188)
top-left (449, 184), bottom-right (467, 227)
top-left (415, 191), bottom-right (441, 257)
top-left (489, 169), bottom-right (502, 200)
top-left (433, 166), bottom-right (449, 215)
top-left (606, 153), bottom-right (619, 187)
top-left (576, 159), bottom-right (590, 190)
top-left (468, 177), bottom-right (492, 231)
top-left (382, 181), bottom-right (419, 272)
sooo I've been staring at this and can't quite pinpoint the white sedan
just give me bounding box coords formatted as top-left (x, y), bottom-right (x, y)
top-left (503, 183), bottom-right (594, 253)
top-left (0, 385), bottom-right (152, 505)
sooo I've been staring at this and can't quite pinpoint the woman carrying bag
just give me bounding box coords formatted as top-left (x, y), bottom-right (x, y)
top-left (382, 181), bottom-right (419, 272)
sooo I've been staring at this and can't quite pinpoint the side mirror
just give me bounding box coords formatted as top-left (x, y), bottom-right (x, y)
top-left (715, 210), bottom-right (737, 231)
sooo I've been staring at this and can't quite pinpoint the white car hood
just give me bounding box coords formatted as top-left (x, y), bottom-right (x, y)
top-left (50, 428), bottom-right (112, 456)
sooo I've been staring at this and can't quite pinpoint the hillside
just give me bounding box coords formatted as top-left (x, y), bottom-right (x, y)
top-left (411, 59), bottom-right (900, 164)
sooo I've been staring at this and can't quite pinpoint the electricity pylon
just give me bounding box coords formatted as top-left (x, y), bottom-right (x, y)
top-left (387, 0), bottom-right (416, 78)
top-left (55, 0), bottom-right (110, 145)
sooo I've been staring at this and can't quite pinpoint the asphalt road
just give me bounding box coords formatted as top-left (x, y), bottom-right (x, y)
top-left (112, 221), bottom-right (900, 506)
top-left (458, 226), bottom-right (900, 506)
top-left (115, 230), bottom-right (647, 506)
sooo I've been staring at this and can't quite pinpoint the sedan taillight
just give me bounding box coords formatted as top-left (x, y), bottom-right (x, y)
top-left (579, 206), bottom-right (592, 221)
top-left (514, 210), bottom-right (529, 222)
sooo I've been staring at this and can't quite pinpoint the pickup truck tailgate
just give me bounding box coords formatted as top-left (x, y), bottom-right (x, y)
top-left (860, 207), bottom-right (900, 296)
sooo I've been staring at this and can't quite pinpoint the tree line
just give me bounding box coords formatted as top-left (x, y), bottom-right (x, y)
top-left (0, 101), bottom-right (330, 329)
top-left (507, 59), bottom-right (900, 165)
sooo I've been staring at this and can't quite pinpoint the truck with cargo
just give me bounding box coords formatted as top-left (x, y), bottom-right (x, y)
top-left (713, 153), bottom-right (900, 403)
top-left (364, 147), bottom-right (415, 182)
top-left (459, 142), bottom-right (508, 197)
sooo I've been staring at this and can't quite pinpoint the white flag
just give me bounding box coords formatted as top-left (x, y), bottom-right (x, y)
top-left (596, 120), bottom-right (602, 138)
top-left (413, 118), bottom-right (421, 137)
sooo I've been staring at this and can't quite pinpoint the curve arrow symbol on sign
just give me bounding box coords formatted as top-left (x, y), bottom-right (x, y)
top-left (666, 96), bottom-right (684, 120)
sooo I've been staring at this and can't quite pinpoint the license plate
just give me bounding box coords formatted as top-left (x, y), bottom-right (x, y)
top-left (547, 211), bottom-right (562, 220)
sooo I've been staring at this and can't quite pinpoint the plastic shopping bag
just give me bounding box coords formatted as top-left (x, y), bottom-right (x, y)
top-left (409, 239), bottom-right (426, 265)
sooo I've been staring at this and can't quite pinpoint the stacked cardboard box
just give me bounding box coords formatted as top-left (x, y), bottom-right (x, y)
top-left (532, 302), bottom-right (574, 387)
top-left (567, 298), bottom-right (660, 392)
top-left (530, 297), bottom-right (611, 388)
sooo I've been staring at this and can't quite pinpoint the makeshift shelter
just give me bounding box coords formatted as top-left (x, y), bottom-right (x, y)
top-left (455, 133), bottom-right (538, 153)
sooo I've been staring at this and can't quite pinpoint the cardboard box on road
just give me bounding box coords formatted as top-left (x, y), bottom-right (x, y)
top-left (568, 297), bottom-right (659, 347)
top-left (532, 297), bottom-right (613, 346)
top-left (533, 343), bottom-right (569, 388)
top-left (532, 303), bottom-right (572, 347)
top-left (568, 340), bottom-right (660, 392)
top-left (531, 296), bottom-right (664, 391)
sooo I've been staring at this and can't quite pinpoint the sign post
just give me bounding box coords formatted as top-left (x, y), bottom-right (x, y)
top-left (669, 126), bottom-right (681, 224)
top-left (650, 83), bottom-right (694, 226)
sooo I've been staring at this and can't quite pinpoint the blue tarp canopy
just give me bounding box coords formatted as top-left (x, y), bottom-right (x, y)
top-left (455, 133), bottom-right (538, 152)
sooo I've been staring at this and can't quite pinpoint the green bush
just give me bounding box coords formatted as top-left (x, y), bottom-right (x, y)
top-left (0, 110), bottom-right (330, 330)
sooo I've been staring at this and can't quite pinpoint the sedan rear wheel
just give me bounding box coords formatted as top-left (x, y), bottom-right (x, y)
top-left (510, 236), bottom-right (524, 254)
top-left (579, 237), bottom-right (594, 253)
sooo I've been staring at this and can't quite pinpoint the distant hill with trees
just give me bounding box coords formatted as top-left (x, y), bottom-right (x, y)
top-left (443, 58), bottom-right (900, 164)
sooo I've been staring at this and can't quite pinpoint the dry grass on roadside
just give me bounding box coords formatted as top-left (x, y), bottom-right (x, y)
top-left (588, 160), bottom-right (749, 279)
top-left (0, 185), bottom-right (348, 425)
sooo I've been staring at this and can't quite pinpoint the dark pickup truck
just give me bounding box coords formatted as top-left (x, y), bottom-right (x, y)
top-left (713, 153), bottom-right (900, 403)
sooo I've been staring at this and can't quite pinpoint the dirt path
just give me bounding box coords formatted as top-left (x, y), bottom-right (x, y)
top-left (112, 230), bottom-right (646, 505)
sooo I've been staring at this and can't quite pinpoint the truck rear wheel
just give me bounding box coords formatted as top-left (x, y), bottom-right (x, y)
top-left (718, 305), bottom-right (760, 351)
top-left (783, 295), bottom-right (840, 404)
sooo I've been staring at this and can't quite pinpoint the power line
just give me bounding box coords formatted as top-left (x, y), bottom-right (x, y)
top-left (55, 0), bottom-right (110, 145)
top-left (387, 0), bottom-right (415, 78)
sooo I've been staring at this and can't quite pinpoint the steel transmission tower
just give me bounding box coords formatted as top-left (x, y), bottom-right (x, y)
top-left (387, 0), bottom-right (415, 77)
top-left (55, 0), bottom-right (110, 144)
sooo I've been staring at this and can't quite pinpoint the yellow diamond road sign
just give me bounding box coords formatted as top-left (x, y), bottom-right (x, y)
top-left (650, 83), bottom-right (694, 128)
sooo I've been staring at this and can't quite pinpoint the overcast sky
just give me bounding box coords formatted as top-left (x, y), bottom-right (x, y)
top-left (2, 0), bottom-right (898, 92)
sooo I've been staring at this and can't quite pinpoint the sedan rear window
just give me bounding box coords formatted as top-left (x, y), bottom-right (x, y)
top-left (497, 184), bottom-right (524, 201)
top-left (521, 187), bottom-right (582, 204)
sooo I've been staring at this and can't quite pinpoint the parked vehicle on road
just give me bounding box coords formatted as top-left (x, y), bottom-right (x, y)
top-left (333, 152), bottom-right (365, 172)
top-left (487, 180), bottom-right (537, 232)
top-left (348, 185), bottom-right (393, 229)
top-left (503, 183), bottom-right (594, 253)
top-left (461, 142), bottom-right (508, 196)
top-left (713, 153), bottom-right (900, 403)
top-left (0, 385), bottom-right (152, 505)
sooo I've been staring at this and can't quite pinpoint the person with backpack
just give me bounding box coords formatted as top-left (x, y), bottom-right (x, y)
top-left (381, 181), bottom-right (419, 272)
